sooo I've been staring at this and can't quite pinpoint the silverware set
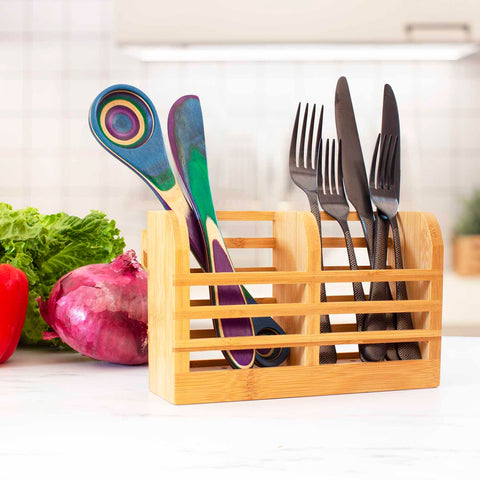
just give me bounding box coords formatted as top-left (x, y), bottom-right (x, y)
top-left (289, 76), bottom-right (421, 362)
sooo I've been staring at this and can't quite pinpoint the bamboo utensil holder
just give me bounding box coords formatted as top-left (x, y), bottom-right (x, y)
top-left (142, 210), bottom-right (443, 405)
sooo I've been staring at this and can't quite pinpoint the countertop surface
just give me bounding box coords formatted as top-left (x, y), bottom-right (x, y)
top-left (1, 336), bottom-right (478, 479)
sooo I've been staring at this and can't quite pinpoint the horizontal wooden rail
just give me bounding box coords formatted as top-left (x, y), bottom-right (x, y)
top-left (189, 351), bottom-right (360, 368)
top-left (175, 329), bottom-right (441, 352)
top-left (178, 299), bottom-right (441, 320)
top-left (190, 322), bottom-right (357, 338)
top-left (224, 237), bottom-right (275, 248)
top-left (323, 265), bottom-right (390, 271)
top-left (189, 295), bottom-right (366, 306)
top-left (190, 267), bottom-right (276, 274)
top-left (216, 211), bottom-right (276, 221)
top-left (175, 268), bottom-right (440, 287)
top-left (220, 236), bottom-right (389, 249)
top-left (190, 296), bottom-right (277, 306)
top-left (215, 211), bottom-right (362, 222)
top-left (190, 266), bottom-right (382, 274)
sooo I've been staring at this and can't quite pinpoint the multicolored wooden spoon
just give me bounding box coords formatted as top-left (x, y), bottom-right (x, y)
top-left (88, 84), bottom-right (207, 268)
top-left (168, 95), bottom-right (289, 369)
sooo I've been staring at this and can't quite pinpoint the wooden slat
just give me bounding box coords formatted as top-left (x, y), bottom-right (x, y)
top-left (215, 211), bottom-right (362, 222)
top-left (323, 265), bottom-right (390, 271)
top-left (190, 296), bottom-right (277, 306)
top-left (224, 237), bottom-right (275, 248)
top-left (175, 268), bottom-right (441, 286)
top-left (327, 294), bottom-right (369, 301)
top-left (174, 329), bottom-right (441, 352)
top-left (331, 323), bottom-right (357, 332)
top-left (322, 237), bottom-right (366, 248)
top-left (190, 359), bottom-right (229, 368)
top-left (174, 360), bottom-right (440, 404)
top-left (191, 329), bottom-right (216, 338)
top-left (216, 211), bottom-right (276, 221)
top-left (190, 266), bottom-right (276, 273)
top-left (220, 236), bottom-right (386, 249)
top-left (337, 352), bottom-right (360, 360)
top-left (190, 323), bottom-right (356, 338)
top-left (177, 299), bottom-right (440, 320)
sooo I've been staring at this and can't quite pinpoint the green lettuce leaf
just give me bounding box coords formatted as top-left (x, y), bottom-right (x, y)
top-left (0, 203), bottom-right (125, 347)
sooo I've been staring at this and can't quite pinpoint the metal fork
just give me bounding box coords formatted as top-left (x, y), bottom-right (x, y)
top-left (369, 134), bottom-right (421, 360)
top-left (316, 138), bottom-right (378, 362)
top-left (289, 103), bottom-right (337, 364)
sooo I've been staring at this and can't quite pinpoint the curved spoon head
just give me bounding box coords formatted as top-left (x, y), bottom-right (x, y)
top-left (89, 84), bottom-right (174, 206)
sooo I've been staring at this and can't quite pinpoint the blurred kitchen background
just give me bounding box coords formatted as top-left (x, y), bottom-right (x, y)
top-left (2, 0), bottom-right (480, 334)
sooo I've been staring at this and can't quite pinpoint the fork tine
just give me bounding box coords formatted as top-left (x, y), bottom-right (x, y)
top-left (337, 139), bottom-right (345, 198)
top-left (314, 105), bottom-right (324, 164)
top-left (316, 138), bottom-right (324, 193)
top-left (331, 139), bottom-right (337, 194)
top-left (392, 134), bottom-right (401, 194)
top-left (370, 133), bottom-right (381, 189)
top-left (289, 103), bottom-right (301, 168)
top-left (325, 139), bottom-right (331, 194)
top-left (299, 103), bottom-right (309, 167)
top-left (307, 104), bottom-right (316, 169)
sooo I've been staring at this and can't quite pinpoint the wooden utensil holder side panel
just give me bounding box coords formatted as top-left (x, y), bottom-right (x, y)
top-left (143, 210), bottom-right (443, 405)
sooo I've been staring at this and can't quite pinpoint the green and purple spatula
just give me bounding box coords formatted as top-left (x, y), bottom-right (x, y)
top-left (89, 85), bottom-right (288, 368)
top-left (168, 95), bottom-right (290, 369)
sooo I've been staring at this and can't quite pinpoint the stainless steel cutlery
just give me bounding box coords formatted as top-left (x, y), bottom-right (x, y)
top-left (316, 137), bottom-right (368, 358)
top-left (289, 103), bottom-right (337, 364)
top-left (369, 85), bottom-right (422, 360)
top-left (289, 78), bottom-right (420, 363)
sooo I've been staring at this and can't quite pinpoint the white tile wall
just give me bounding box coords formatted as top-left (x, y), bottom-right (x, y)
top-left (2, 0), bottom-right (480, 270)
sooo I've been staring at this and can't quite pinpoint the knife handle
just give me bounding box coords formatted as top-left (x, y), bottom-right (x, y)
top-left (390, 215), bottom-right (422, 360)
top-left (360, 215), bottom-right (375, 268)
top-left (339, 223), bottom-right (367, 333)
top-left (361, 212), bottom-right (391, 362)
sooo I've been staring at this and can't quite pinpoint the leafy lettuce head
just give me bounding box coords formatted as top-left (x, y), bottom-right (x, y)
top-left (0, 203), bottom-right (125, 347)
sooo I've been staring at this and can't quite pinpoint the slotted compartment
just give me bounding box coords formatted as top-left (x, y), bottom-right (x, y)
top-left (142, 210), bottom-right (443, 404)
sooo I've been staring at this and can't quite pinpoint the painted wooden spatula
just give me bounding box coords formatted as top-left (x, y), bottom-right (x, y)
top-left (168, 95), bottom-right (289, 369)
top-left (88, 84), bottom-right (207, 268)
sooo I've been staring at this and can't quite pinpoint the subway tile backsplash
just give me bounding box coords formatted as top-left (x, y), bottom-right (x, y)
top-left (1, 0), bottom-right (480, 269)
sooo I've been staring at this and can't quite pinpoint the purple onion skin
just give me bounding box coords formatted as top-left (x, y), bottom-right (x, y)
top-left (37, 250), bottom-right (148, 365)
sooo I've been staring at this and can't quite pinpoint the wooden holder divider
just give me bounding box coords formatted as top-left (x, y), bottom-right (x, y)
top-left (142, 210), bottom-right (443, 405)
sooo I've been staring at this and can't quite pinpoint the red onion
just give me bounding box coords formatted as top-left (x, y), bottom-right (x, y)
top-left (37, 250), bottom-right (148, 365)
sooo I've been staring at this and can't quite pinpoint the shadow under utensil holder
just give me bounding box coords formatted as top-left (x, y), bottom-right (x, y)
top-left (142, 210), bottom-right (443, 405)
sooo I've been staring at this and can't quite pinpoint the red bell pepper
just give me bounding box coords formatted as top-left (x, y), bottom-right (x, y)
top-left (0, 264), bottom-right (29, 364)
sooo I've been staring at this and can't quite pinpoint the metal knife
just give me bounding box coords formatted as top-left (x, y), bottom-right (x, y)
top-left (335, 76), bottom-right (375, 263)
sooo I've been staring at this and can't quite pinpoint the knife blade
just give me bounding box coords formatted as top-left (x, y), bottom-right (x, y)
top-left (381, 84), bottom-right (400, 193)
top-left (335, 76), bottom-right (375, 263)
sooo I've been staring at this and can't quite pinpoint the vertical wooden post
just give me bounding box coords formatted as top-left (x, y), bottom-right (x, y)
top-left (147, 211), bottom-right (190, 403)
top-left (425, 213), bottom-right (444, 364)
top-left (394, 212), bottom-right (443, 364)
top-left (273, 211), bottom-right (321, 366)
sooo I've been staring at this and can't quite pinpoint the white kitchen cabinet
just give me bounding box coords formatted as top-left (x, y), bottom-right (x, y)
top-left (115, 0), bottom-right (480, 44)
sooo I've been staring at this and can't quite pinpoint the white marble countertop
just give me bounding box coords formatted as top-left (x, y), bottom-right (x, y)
top-left (1, 336), bottom-right (478, 479)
